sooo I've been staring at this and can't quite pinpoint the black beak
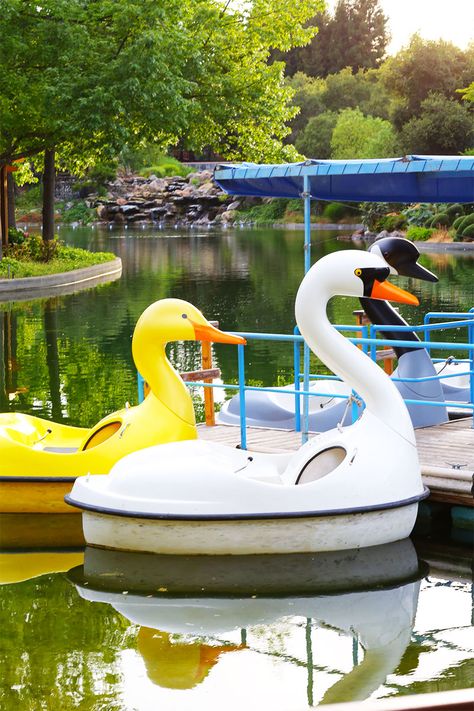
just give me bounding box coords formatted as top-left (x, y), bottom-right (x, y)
top-left (396, 259), bottom-right (438, 282)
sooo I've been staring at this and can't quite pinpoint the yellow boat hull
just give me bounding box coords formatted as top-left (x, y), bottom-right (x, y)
top-left (0, 481), bottom-right (79, 513)
top-left (0, 397), bottom-right (197, 514)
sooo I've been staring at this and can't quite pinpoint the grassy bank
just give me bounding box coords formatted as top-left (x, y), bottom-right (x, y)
top-left (0, 244), bottom-right (116, 279)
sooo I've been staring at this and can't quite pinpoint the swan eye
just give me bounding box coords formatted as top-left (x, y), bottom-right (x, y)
top-left (354, 268), bottom-right (362, 277)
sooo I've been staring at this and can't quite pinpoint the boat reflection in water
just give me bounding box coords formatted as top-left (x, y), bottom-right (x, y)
top-left (68, 538), bottom-right (427, 702)
top-left (0, 513), bottom-right (85, 585)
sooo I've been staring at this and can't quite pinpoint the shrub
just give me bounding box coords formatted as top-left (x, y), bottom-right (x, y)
top-left (406, 226), bottom-right (435, 241)
top-left (5, 234), bottom-right (60, 262)
top-left (403, 203), bottom-right (435, 226)
top-left (452, 215), bottom-right (466, 230)
top-left (457, 213), bottom-right (474, 234)
top-left (360, 202), bottom-right (390, 230)
top-left (239, 198), bottom-right (289, 224)
top-left (140, 156), bottom-right (192, 179)
top-left (377, 213), bottom-right (408, 231)
top-left (446, 203), bottom-right (464, 217)
top-left (461, 224), bottom-right (474, 239)
top-left (429, 212), bottom-right (450, 227)
top-left (322, 202), bottom-right (350, 222)
top-left (8, 227), bottom-right (29, 244)
top-left (60, 200), bottom-right (95, 225)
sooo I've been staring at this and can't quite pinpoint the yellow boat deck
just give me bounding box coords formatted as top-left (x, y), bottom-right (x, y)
top-left (198, 418), bottom-right (474, 507)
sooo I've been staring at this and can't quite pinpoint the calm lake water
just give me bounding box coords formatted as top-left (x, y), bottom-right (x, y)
top-left (0, 225), bottom-right (473, 710)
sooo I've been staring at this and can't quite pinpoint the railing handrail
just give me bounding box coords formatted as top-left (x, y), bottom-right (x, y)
top-left (137, 312), bottom-right (474, 446)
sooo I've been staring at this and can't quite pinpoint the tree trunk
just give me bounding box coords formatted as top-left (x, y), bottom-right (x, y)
top-left (44, 301), bottom-right (63, 422)
top-left (42, 147), bottom-right (56, 242)
top-left (7, 172), bottom-right (16, 231)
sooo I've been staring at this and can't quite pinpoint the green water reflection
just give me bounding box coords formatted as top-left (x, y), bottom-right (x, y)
top-left (0, 530), bottom-right (472, 710)
top-left (1, 225), bottom-right (473, 426)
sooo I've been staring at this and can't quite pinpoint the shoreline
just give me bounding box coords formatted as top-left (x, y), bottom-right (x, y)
top-left (0, 257), bottom-right (122, 302)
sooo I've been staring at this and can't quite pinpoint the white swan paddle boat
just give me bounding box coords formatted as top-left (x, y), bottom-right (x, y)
top-left (218, 237), bottom-right (452, 431)
top-left (66, 250), bottom-right (429, 555)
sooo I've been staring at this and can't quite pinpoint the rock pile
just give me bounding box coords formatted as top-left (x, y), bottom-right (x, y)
top-left (94, 170), bottom-right (241, 227)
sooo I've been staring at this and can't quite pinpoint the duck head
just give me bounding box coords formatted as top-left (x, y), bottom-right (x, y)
top-left (369, 237), bottom-right (438, 282)
top-left (132, 298), bottom-right (245, 424)
top-left (132, 298), bottom-right (245, 350)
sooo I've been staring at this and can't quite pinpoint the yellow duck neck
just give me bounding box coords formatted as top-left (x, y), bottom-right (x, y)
top-left (133, 340), bottom-right (196, 427)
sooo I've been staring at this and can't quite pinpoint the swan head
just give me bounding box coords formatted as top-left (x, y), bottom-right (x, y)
top-left (369, 237), bottom-right (438, 282)
top-left (296, 251), bottom-right (420, 323)
top-left (132, 298), bottom-right (246, 352)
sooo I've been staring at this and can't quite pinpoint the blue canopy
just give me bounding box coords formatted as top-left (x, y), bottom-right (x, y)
top-left (214, 155), bottom-right (474, 203)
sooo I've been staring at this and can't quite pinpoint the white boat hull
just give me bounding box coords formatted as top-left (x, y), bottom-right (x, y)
top-left (82, 502), bottom-right (419, 555)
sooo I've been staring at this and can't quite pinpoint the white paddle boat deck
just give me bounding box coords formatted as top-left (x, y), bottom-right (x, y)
top-left (197, 418), bottom-right (474, 508)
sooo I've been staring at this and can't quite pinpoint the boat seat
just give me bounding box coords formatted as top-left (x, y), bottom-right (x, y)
top-left (43, 447), bottom-right (78, 454)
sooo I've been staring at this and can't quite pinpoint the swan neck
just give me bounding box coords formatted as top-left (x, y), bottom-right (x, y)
top-left (296, 283), bottom-right (414, 437)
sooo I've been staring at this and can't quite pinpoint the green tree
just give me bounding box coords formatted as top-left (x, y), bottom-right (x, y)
top-left (285, 72), bottom-right (326, 143)
top-left (330, 107), bottom-right (398, 158)
top-left (322, 67), bottom-right (392, 119)
top-left (295, 111), bottom-right (338, 158)
top-left (398, 93), bottom-right (474, 155)
top-left (286, 67), bottom-right (391, 147)
top-left (274, 0), bottom-right (388, 77)
top-left (381, 36), bottom-right (474, 129)
top-left (0, 0), bottom-right (321, 241)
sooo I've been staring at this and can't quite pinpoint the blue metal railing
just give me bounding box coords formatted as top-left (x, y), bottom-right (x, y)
top-left (137, 312), bottom-right (474, 447)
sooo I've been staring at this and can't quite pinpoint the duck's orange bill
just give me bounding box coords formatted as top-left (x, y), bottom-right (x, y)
top-left (371, 279), bottom-right (419, 306)
top-left (191, 321), bottom-right (246, 345)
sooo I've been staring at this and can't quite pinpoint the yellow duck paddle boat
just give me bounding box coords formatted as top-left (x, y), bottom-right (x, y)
top-left (0, 299), bottom-right (244, 514)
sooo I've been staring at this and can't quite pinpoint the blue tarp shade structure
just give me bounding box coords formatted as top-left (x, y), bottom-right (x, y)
top-left (214, 155), bottom-right (474, 203)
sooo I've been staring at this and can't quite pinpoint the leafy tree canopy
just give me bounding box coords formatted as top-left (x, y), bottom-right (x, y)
top-left (286, 67), bottom-right (393, 148)
top-left (0, 0), bottom-right (322, 169)
top-left (274, 0), bottom-right (388, 78)
top-left (380, 35), bottom-right (474, 129)
top-left (398, 93), bottom-right (474, 155)
top-left (330, 107), bottom-right (398, 159)
top-left (295, 111), bottom-right (338, 158)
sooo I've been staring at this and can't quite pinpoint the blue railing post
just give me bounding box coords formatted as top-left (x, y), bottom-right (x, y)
top-left (469, 320), bottom-right (474, 429)
top-left (424, 313), bottom-right (430, 350)
top-left (294, 326), bottom-right (302, 432)
top-left (137, 372), bottom-right (145, 403)
top-left (238, 343), bottom-right (247, 449)
top-left (361, 325), bottom-right (369, 355)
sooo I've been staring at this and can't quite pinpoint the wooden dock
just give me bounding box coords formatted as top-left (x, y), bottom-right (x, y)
top-left (198, 418), bottom-right (474, 507)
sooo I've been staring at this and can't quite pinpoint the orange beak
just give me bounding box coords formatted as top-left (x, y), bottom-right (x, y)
top-left (370, 279), bottom-right (419, 306)
top-left (191, 320), bottom-right (246, 345)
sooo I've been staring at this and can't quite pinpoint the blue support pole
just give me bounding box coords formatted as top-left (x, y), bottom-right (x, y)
top-left (294, 326), bottom-right (302, 432)
top-left (302, 174), bottom-right (312, 444)
top-left (238, 343), bottom-right (247, 449)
